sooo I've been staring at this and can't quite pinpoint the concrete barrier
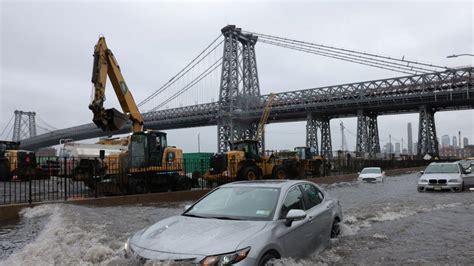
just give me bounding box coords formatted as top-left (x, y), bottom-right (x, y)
top-left (0, 189), bottom-right (210, 222)
top-left (308, 166), bottom-right (424, 185)
top-left (0, 166), bottom-right (424, 222)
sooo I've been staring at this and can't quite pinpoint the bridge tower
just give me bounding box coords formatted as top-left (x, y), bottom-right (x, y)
top-left (356, 110), bottom-right (380, 157)
top-left (217, 25), bottom-right (262, 152)
top-left (306, 114), bottom-right (332, 159)
top-left (12, 110), bottom-right (37, 141)
top-left (417, 105), bottom-right (439, 157)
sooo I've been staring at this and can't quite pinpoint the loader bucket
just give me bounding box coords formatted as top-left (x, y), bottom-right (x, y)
top-left (93, 108), bottom-right (128, 131)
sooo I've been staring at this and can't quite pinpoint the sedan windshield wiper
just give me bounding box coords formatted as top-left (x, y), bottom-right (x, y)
top-left (211, 216), bottom-right (243, 220)
top-left (182, 213), bottom-right (208, 218)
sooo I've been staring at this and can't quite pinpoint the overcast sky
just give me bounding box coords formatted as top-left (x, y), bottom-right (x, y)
top-left (1, 1), bottom-right (473, 153)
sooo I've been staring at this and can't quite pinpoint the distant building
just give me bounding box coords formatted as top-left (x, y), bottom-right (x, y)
top-left (384, 142), bottom-right (394, 154)
top-left (407, 123), bottom-right (413, 155)
top-left (413, 142), bottom-right (418, 155)
top-left (395, 142), bottom-right (401, 153)
top-left (465, 145), bottom-right (474, 157)
top-left (452, 136), bottom-right (457, 148)
top-left (441, 135), bottom-right (450, 148)
top-left (463, 137), bottom-right (469, 148)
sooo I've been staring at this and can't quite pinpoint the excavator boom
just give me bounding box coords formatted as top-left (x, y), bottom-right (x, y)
top-left (89, 37), bottom-right (143, 132)
top-left (255, 93), bottom-right (275, 143)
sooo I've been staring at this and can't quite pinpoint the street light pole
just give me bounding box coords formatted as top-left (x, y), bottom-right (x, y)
top-left (446, 54), bottom-right (474, 58)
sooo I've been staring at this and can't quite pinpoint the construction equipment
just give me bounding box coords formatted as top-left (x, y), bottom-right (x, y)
top-left (58, 140), bottom-right (127, 183)
top-left (0, 141), bottom-right (44, 181)
top-left (88, 37), bottom-right (189, 193)
top-left (205, 94), bottom-right (304, 184)
top-left (294, 146), bottom-right (326, 177)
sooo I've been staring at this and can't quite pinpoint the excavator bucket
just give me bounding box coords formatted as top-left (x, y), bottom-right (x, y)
top-left (92, 108), bottom-right (129, 132)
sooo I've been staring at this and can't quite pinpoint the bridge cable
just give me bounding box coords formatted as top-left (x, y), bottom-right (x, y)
top-left (245, 31), bottom-right (451, 73)
top-left (36, 124), bottom-right (54, 133)
top-left (245, 31), bottom-right (451, 71)
top-left (5, 124), bottom-right (14, 141)
top-left (0, 114), bottom-right (14, 138)
top-left (151, 47), bottom-right (243, 111)
top-left (36, 115), bottom-right (58, 130)
top-left (138, 34), bottom-right (223, 108)
top-left (258, 39), bottom-right (418, 75)
top-left (257, 37), bottom-right (436, 74)
top-left (150, 57), bottom-right (223, 112)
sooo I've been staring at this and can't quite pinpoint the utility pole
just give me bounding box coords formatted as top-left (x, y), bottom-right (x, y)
top-left (198, 133), bottom-right (201, 153)
top-left (340, 121), bottom-right (347, 152)
top-left (389, 134), bottom-right (392, 154)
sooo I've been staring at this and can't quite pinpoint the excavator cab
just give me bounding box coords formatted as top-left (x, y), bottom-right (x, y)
top-left (128, 131), bottom-right (168, 168)
top-left (233, 140), bottom-right (260, 160)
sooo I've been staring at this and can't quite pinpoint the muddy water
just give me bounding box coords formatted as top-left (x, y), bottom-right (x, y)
top-left (1, 173), bottom-right (473, 265)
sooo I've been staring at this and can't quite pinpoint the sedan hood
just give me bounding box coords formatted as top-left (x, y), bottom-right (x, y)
top-left (420, 173), bottom-right (460, 180)
top-left (131, 215), bottom-right (267, 256)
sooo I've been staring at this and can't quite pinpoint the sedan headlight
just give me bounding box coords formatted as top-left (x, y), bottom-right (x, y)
top-left (201, 247), bottom-right (251, 266)
top-left (419, 179), bottom-right (428, 183)
top-left (448, 179), bottom-right (460, 183)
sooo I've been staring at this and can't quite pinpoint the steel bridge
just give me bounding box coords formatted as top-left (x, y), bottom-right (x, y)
top-left (19, 25), bottom-right (474, 158)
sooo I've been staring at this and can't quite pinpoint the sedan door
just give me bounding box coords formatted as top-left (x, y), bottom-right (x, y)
top-left (276, 186), bottom-right (313, 258)
top-left (461, 163), bottom-right (474, 188)
top-left (300, 183), bottom-right (333, 253)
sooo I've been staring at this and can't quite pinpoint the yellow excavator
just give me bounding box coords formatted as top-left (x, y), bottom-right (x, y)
top-left (205, 94), bottom-right (304, 184)
top-left (89, 37), bottom-right (189, 193)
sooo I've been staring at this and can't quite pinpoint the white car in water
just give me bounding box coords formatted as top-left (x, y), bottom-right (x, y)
top-left (357, 167), bottom-right (385, 183)
top-left (418, 162), bottom-right (473, 192)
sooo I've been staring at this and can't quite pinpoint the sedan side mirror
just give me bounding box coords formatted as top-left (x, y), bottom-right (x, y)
top-left (357, 172), bottom-right (360, 174)
top-left (285, 209), bottom-right (306, 226)
top-left (466, 169), bottom-right (471, 174)
top-left (419, 171), bottom-right (424, 174)
top-left (183, 204), bottom-right (191, 212)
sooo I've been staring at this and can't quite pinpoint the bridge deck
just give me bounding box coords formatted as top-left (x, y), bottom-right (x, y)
top-left (21, 67), bottom-right (473, 150)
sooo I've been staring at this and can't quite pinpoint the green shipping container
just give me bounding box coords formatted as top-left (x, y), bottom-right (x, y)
top-left (183, 153), bottom-right (214, 174)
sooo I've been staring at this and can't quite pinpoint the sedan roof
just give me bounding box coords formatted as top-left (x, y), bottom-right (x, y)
top-left (222, 180), bottom-right (305, 189)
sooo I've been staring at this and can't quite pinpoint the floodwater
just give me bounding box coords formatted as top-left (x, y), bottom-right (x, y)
top-left (1, 173), bottom-right (473, 265)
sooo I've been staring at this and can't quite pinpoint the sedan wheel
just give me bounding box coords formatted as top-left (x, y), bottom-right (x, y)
top-left (259, 252), bottom-right (278, 266)
top-left (330, 219), bottom-right (341, 238)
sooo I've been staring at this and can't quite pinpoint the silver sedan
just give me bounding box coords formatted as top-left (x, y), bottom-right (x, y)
top-left (124, 180), bottom-right (343, 265)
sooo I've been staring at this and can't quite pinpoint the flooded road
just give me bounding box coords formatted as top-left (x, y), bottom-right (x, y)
top-left (1, 172), bottom-right (473, 265)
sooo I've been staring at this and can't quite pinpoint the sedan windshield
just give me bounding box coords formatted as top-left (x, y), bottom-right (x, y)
top-left (184, 187), bottom-right (280, 221)
top-left (361, 168), bottom-right (381, 174)
top-left (424, 164), bottom-right (459, 174)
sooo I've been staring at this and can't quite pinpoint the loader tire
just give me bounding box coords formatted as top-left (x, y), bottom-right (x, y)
top-left (272, 166), bottom-right (287, 179)
top-left (240, 166), bottom-right (259, 181)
